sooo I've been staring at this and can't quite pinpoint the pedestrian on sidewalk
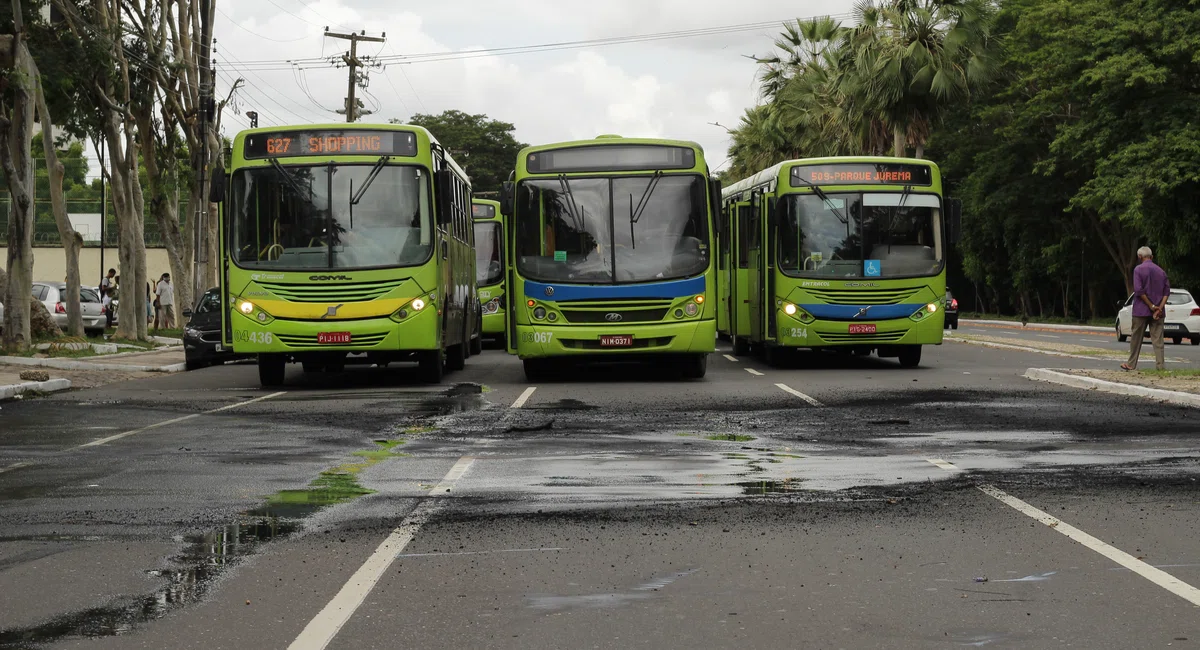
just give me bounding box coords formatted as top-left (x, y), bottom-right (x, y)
top-left (100, 268), bottom-right (116, 328)
top-left (1122, 246), bottom-right (1170, 371)
top-left (156, 273), bottom-right (176, 331)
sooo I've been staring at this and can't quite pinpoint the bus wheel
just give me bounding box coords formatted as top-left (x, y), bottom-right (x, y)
top-left (898, 346), bottom-right (923, 368)
top-left (732, 335), bottom-right (750, 357)
top-left (446, 342), bottom-right (466, 372)
top-left (258, 354), bottom-right (286, 387)
top-left (678, 354), bottom-right (708, 379)
top-left (763, 344), bottom-right (785, 368)
top-left (419, 348), bottom-right (445, 383)
top-left (301, 361), bottom-right (323, 373)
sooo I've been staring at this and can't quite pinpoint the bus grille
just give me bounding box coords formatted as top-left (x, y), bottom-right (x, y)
top-left (817, 331), bottom-right (907, 343)
top-left (258, 280), bottom-right (404, 303)
top-left (559, 336), bottom-right (674, 350)
top-left (807, 288), bottom-right (921, 305)
top-left (276, 332), bottom-right (389, 348)
top-left (561, 308), bottom-right (671, 324)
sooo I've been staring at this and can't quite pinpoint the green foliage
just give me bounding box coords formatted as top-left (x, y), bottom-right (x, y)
top-left (395, 110), bottom-right (526, 194)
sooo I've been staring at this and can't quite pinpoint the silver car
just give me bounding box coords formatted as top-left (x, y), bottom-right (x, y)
top-left (32, 282), bottom-right (108, 335)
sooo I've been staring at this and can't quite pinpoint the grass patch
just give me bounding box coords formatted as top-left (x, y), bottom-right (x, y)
top-left (706, 433), bottom-right (756, 442)
top-left (960, 312), bottom-right (1113, 328)
top-left (262, 438), bottom-right (410, 513)
top-left (150, 328), bottom-right (184, 339)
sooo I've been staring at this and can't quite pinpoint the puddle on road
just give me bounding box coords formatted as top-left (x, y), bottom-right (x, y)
top-left (0, 518), bottom-right (296, 647)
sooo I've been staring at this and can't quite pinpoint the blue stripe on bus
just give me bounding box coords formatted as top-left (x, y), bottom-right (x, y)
top-left (800, 303), bottom-right (921, 321)
top-left (525, 276), bottom-right (706, 302)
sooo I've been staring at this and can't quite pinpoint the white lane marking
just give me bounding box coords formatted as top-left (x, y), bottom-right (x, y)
top-left (723, 354), bottom-right (739, 362)
top-left (745, 368), bottom-right (764, 376)
top-left (977, 484), bottom-right (1200, 607)
top-left (396, 547), bottom-right (566, 558)
top-left (0, 461), bottom-right (31, 475)
top-left (288, 456), bottom-right (477, 650)
top-left (1036, 334), bottom-right (1061, 339)
top-left (73, 392), bottom-right (287, 449)
top-left (926, 458), bottom-right (959, 471)
top-left (775, 383), bottom-right (823, 407)
top-left (511, 387), bottom-right (537, 409)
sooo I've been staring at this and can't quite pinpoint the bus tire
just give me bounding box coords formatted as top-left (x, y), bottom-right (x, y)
top-left (419, 348), bottom-right (445, 383)
top-left (898, 345), bottom-right (922, 368)
top-left (446, 342), bottom-right (466, 372)
top-left (523, 359), bottom-right (553, 382)
top-left (258, 354), bottom-right (286, 387)
top-left (679, 354), bottom-right (707, 379)
top-left (763, 344), bottom-right (784, 368)
top-left (732, 335), bottom-right (750, 357)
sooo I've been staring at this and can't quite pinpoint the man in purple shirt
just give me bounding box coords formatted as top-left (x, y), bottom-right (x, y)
top-left (1123, 246), bottom-right (1170, 371)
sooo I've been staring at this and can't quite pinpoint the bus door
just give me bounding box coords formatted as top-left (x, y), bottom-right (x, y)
top-left (210, 167), bottom-right (232, 348)
top-left (747, 191), bottom-right (763, 343)
top-left (764, 195), bottom-right (777, 342)
top-left (716, 202), bottom-right (730, 336)
top-left (733, 200), bottom-right (752, 340)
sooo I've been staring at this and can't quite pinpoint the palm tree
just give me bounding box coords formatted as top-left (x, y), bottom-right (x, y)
top-left (848, 0), bottom-right (999, 158)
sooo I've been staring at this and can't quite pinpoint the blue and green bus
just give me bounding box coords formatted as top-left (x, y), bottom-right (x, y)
top-left (499, 135), bottom-right (722, 380)
top-left (718, 156), bottom-right (961, 367)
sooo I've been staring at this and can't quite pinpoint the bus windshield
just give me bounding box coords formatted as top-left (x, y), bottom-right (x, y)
top-left (474, 221), bottom-right (503, 286)
top-left (513, 174), bottom-right (709, 284)
top-left (230, 163), bottom-right (432, 270)
top-left (778, 192), bottom-right (942, 279)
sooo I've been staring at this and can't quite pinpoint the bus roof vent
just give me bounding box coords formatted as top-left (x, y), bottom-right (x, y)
top-left (595, 134), bottom-right (623, 139)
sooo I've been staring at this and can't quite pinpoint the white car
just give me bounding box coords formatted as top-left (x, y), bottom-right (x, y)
top-left (1116, 288), bottom-right (1200, 346)
top-left (32, 282), bottom-right (108, 335)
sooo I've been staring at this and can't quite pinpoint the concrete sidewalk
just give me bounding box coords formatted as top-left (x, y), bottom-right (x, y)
top-left (0, 371), bottom-right (71, 400)
top-left (1026, 368), bottom-right (1200, 409)
top-left (0, 348), bottom-right (186, 373)
top-left (963, 318), bottom-right (1112, 335)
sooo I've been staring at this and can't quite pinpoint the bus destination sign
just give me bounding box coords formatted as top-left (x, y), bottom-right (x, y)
top-left (528, 145), bottom-right (696, 173)
top-left (243, 130), bottom-right (418, 159)
top-left (790, 163), bottom-right (932, 187)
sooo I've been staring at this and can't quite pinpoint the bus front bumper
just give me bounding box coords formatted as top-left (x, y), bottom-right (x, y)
top-left (774, 310), bottom-right (945, 348)
top-left (516, 319), bottom-right (716, 360)
top-left (229, 307), bottom-right (441, 355)
top-left (482, 311), bottom-right (506, 336)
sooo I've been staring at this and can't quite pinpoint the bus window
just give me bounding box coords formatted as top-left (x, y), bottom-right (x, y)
top-left (737, 204), bottom-right (751, 268)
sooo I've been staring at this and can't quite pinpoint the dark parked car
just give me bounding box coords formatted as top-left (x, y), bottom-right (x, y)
top-left (183, 288), bottom-right (245, 370)
top-left (944, 291), bottom-right (959, 329)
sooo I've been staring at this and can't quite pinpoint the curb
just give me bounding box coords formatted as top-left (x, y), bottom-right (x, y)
top-left (0, 378), bottom-right (72, 400)
top-left (0, 356), bottom-right (186, 374)
top-left (946, 337), bottom-right (1117, 361)
top-left (1025, 368), bottom-right (1200, 409)
top-left (963, 319), bottom-right (1112, 335)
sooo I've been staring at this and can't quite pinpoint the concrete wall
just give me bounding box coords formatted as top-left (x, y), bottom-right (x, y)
top-left (0, 247), bottom-right (174, 287)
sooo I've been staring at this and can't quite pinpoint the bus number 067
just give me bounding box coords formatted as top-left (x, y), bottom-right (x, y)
top-left (521, 332), bottom-right (553, 344)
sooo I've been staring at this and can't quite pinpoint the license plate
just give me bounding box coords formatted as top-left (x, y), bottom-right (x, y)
top-left (318, 332), bottom-right (352, 344)
top-left (848, 324), bottom-right (877, 334)
top-left (1164, 324), bottom-right (1182, 331)
top-left (215, 344), bottom-right (224, 352)
top-left (599, 335), bottom-right (634, 347)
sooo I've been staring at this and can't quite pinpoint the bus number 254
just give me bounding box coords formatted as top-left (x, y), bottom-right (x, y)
top-left (235, 331), bottom-right (274, 345)
top-left (786, 328), bottom-right (808, 339)
top-left (521, 332), bottom-right (553, 344)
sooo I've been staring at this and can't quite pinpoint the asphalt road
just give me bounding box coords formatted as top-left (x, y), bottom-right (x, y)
top-left (1, 339), bottom-right (1199, 649)
top-left (958, 320), bottom-right (1200, 364)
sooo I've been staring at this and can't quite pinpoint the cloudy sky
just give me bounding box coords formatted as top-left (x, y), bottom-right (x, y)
top-left (210, 0), bottom-right (859, 174)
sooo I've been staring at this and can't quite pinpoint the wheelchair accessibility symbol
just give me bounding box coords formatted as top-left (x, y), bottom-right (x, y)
top-left (865, 260), bottom-right (881, 277)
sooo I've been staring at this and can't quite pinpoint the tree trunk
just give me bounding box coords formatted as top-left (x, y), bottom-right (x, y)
top-left (914, 142), bottom-right (925, 159)
top-left (892, 123), bottom-right (905, 157)
top-left (136, 105), bottom-right (193, 316)
top-left (35, 69), bottom-right (84, 337)
top-left (0, 30), bottom-right (36, 350)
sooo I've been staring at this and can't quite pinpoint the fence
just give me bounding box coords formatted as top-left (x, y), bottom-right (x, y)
top-left (0, 198), bottom-right (193, 247)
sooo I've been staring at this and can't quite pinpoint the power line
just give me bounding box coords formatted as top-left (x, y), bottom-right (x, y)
top-left (215, 7), bottom-right (310, 43)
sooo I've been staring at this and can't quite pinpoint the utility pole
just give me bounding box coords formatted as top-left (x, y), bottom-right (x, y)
top-left (324, 29), bottom-right (385, 122)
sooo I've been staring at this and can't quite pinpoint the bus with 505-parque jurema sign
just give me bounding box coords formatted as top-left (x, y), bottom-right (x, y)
top-left (498, 135), bottom-right (722, 381)
top-left (211, 123), bottom-right (481, 387)
top-left (472, 198), bottom-right (507, 343)
top-left (718, 156), bottom-right (961, 368)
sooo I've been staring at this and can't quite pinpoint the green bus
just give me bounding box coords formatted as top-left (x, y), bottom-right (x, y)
top-left (718, 157), bottom-right (961, 367)
top-left (212, 123), bottom-right (481, 387)
top-left (472, 198), bottom-right (507, 342)
top-left (499, 135), bottom-right (722, 381)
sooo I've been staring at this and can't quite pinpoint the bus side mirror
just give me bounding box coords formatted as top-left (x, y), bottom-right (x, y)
top-left (500, 181), bottom-right (514, 217)
top-left (209, 168), bottom-right (227, 202)
top-left (946, 198), bottom-right (962, 244)
top-left (435, 170), bottom-right (453, 226)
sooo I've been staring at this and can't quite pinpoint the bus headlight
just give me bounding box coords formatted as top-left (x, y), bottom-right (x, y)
top-left (910, 303), bottom-right (940, 321)
top-left (783, 303), bottom-right (798, 316)
top-left (684, 302), bottom-right (699, 316)
top-left (391, 294), bottom-right (434, 322)
top-left (412, 298), bottom-right (427, 312)
top-left (533, 306), bottom-right (547, 320)
top-left (235, 299), bottom-right (273, 324)
top-left (239, 300), bottom-right (254, 315)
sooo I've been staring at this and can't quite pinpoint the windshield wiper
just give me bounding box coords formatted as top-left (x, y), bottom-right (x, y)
top-left (557, 174), bottom-right (585, 231)
top-left (268, 158), bottom-right (314, 205)
top-left (628, 170), bottom-right (665, 250)
top-left (349, 156), bottom-right (391, 229)
top-left (793, 176), bottom-right (847, 225)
